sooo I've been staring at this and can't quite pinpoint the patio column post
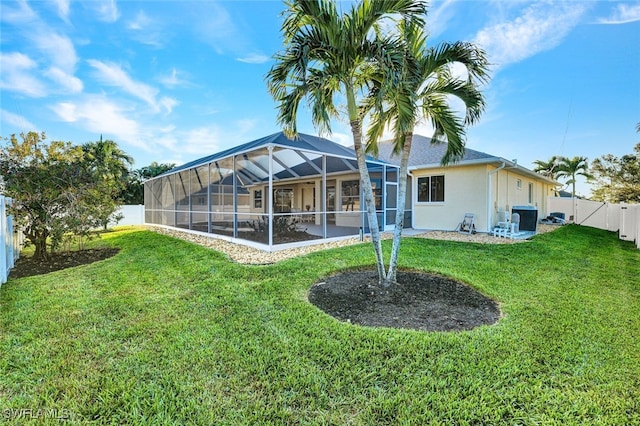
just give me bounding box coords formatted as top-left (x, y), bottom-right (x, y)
top-left (322, 154), bottom-right (327, 239)
top-left (268, 145), bottom-right (274, 249)
top-left (207, 163), bottom-right (212, 234)
top-left (233, 155), bottom-right (238, 238)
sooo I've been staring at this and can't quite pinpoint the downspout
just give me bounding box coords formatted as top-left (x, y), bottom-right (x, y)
top-left (487, 162), bottom-right (506, 232)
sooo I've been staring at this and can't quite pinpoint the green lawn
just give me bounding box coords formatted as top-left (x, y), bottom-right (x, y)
top-left (1, 225), bottom-right (639, 425)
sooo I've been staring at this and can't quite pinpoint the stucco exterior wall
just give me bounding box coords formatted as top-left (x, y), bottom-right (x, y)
top-left (412, 164), bottom-right (556, 233)
top-left (412, 164), bottom-right (488, 231)
top-left (493, 168), bottom-right (555, 219)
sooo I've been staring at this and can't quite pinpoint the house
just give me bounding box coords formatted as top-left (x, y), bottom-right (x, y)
top-left (374, 135), bottom-right (559, 233)
top-left (144, 132), bottom-right (399, 250)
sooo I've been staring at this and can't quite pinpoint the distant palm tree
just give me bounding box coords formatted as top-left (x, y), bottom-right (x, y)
top-left (82, 138), bottom-right (134, 229)
top-left (266, 0), bottom-right (426, 285)
top-left (364, 19), bottom-right (489, 285)
top-left (556, 156), bottom-right (593, 198)
top-left (533, 156), bottom-right (560, 180)
top-left (83, 137), bottom-right (133, 183)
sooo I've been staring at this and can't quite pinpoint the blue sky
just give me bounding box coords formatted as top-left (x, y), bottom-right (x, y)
top-left (1, 0), bottom-right (639, 197)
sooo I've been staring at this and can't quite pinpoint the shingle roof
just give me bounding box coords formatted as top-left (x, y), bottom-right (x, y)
top-left (373, 134), bottom-right (496, 167)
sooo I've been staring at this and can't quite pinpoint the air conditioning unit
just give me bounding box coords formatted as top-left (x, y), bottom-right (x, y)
top-left (512, 205), bottom-right (538, 232)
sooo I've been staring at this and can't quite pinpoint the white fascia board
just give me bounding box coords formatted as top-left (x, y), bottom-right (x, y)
top-left (408, 157), bottom-right (558, 185)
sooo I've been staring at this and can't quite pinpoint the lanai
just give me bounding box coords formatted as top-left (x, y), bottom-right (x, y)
top-left (144, 132), bottom-right (400, 250)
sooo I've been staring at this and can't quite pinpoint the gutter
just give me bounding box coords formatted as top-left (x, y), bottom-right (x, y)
top-left (487, 162), bottom-right (506, 232)
top-left (408, 157), bottom-right (557, 185)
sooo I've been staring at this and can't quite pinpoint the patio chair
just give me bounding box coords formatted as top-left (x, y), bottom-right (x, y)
top-left (456, 213), bottom-right (476, 234)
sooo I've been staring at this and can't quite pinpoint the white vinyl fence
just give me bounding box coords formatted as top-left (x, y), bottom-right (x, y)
top-left (547, 197), bottom-right (640, 250)
top-left (1, 196), bottom-right (23, 285)
top-left (113, 205), bottom-right (145, 226)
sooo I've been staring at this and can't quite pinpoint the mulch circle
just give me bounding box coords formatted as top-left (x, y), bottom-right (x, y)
top-left (308, 270), bottom-right (501, 332)
top-left (9, 248), bottom-right (120, 279)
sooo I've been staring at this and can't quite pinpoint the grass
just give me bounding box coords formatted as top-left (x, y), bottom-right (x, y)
top-left (1, 225), bottom-right (639, 425)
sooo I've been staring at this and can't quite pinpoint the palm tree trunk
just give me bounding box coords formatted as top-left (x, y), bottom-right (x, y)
top-left (383, 134), bottom-right (412, 287)
top-left (350, 119), bottom-right (386, 284)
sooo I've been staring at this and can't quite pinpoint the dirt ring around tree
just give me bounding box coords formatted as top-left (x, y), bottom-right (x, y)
top-left (308, 269), bottom-right (501, 332)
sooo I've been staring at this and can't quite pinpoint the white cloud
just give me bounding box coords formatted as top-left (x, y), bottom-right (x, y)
top-left (44, 67), bottom-right (83, 93)
top-left (236, 53), bottom-right (270, 64)
top-left (157, 119), bottom-right (259, 160)
top-left (160, 68), bottom-right (191, 88)
top-left (126, 9), bottom-right (166, 47)
top-left (128, 10), bottom-right (151, 30)
top-left (599, 3), bottom-right (640, 24)
top-left (51, 0), bottom-right (71, 21)
top-left (1, 1), bottom-right (82, 95)
top-left (53, 96), bottom-right (148, 150)
top-left (426, 0), bottom-right (458, 39)
top-left (1, 109), bottom-right (38, 131)
top-left (0, 0), bottom-right (37, 24)
top-left (0, 52), bottom-right (47, 97)
top-left (87, 60), bottom-right (177, 113)
top-left (473, 2), bottom-right (588, 69)
top-left (330, 132), bottom-right (353, 147)
top-left (95, 0), bottom-right (119, 22)
top-left (33, 32), bottom-right (78, 73)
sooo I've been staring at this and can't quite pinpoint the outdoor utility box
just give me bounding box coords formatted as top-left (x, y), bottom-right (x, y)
top-left (513, 206), bottom-right (538, 232)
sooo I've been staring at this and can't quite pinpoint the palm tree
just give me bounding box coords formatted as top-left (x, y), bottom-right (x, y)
top-left (556, 156), bottom-right (593, 198)
top-left (82, 137), bottom-right (134, 229)
top-left (83, 136), bottom-right (133, 184)
top-left (533, 156), bottom-right (560, 180)
top-left (266, 0), bottom-right (427, 284)
top-left (364, 18), bottom-right (489, 285)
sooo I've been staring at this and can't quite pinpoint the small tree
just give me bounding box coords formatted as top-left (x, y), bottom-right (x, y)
top-left (0, 132), bottom-right (133, 259)
top-left (591, 143), bottom-right (640, 203)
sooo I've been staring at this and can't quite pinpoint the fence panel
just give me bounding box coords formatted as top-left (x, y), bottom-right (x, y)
top-left (620, 204), bottom-right (638, 243)
top-left (636, 206), bottom-right (640, 249)
top-left (1, 196), bottom-right (21, 285)
top-left (547, 197), bottom-right (639, 250)
top-left (575, 199), bottom-right (609, 229)
top-left (113, 205), bottom-right (145, 226)
top-left (607, 204), bottom-right (621, 232)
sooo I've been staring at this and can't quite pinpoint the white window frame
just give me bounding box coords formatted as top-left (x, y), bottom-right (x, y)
top-left (416, 175), bottom-right (445, 204)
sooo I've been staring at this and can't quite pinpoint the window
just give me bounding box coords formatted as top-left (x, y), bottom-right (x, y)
top-left (417, 175), bottom-right (444, 202)
top-left (273, 188), bottom-right (293, 213)
top-left (254, 190), bottom-right (262, 209)
top-left (341, 180), bottom-right (360, 211)
top-left (528, 183), bottom-right (533, 204)
top-left (516, 179), bottom-right (522, 189)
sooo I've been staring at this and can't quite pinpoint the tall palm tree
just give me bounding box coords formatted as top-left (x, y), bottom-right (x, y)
top-left (266, 0), bottom-right (426, 284)
top-left (365, 18), bottom-right (489, 285)
top-left (556, 156), bottom-right (593, 198)
top-left (533, 156), bottom-right (560, 180)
